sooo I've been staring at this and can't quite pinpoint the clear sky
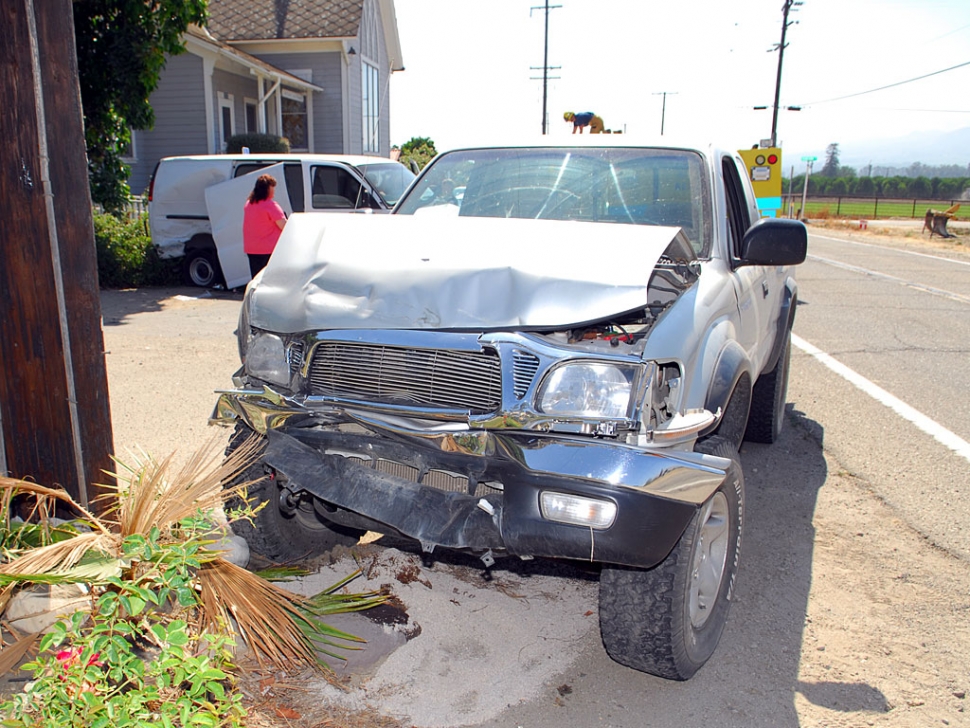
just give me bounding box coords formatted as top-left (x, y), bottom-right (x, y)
top-left (387, 0), bottom-right (970, 168)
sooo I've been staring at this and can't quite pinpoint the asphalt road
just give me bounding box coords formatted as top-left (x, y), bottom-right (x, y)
top-left (100, 229), bottom-right (970, 726)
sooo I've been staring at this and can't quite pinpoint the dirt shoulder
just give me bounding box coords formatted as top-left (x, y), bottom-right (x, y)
top-left (805, 217), bottom-right (970, 260)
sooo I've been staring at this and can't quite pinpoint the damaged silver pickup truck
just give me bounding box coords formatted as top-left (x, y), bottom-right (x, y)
top-left (212, 140), bottom-right (807, 679)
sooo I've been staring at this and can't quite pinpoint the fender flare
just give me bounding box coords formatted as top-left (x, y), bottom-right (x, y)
top-left (762, 280), bottom-right (797, 375)
top-left (700, 340), bottom-right (753, 446)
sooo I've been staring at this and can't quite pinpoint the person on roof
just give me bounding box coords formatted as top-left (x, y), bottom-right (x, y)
top-left (563, 111), bottom-right (604, 134)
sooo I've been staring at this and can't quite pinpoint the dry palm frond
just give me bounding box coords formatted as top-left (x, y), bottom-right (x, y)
top-left (102, 436), bottom-right (263, 539)
top-left (0, 531), bottom-right (120, 581)
top-left (0, 478), bottom-right (111, 537)
top-left (197, 558), bottom-right (383, 671)
top-left (0, 631), bottom-right (41, 677)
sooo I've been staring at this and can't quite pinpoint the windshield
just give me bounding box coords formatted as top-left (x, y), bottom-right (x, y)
top-left (359, 162), bottom-right (416, 206)
top-left (395, 147), bottom-right (712, 255)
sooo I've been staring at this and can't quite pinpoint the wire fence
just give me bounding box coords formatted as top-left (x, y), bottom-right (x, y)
top-left (784, 196), bottom-right (966, 220)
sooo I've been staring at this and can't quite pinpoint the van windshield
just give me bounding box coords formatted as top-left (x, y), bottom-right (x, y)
top-left (359, 162), bottom-right (415, 207)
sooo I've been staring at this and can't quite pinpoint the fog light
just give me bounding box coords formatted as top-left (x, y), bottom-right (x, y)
top-left (540, 492), bottom-right (617, 529)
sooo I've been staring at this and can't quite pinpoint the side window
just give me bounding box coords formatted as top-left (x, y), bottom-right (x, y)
top-left (283, 164), bottom-right (305, 212)
top-left (310, 166), bottom-right (362, 209)
top-left (721, 158), bottom-right (751, 259)
top-left (234, 162), bottom-right (273, 178)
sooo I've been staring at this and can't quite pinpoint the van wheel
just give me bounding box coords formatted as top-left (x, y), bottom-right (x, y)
top-left (183, 249), bottom-right (223, 288)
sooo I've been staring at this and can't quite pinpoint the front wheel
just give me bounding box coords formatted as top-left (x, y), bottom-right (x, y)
top-left (598, 436), bottom-right (744, 679)
top-left (225, 426), bottom-right (363, 564)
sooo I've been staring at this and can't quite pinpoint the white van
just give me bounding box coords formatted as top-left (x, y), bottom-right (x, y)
top-left (148, 154), bottom-right (414, 288)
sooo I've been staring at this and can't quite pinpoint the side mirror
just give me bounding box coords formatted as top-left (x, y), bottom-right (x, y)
top-left (739, 217), bottom-right (807, 267)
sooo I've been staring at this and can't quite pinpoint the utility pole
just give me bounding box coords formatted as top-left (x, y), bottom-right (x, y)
top-left (530, 1), bottom-right (561, 135)
top-left (652, 91), bottom-right (678, 135)
top-left (800, 156), bottom-right (815, 219)
top-left (0, 0), bottom-right (114, 506)
top-left (770, 0), bottom-right (802, 147)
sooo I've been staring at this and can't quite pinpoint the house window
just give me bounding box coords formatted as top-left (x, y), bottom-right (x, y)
top-left (281, 89), bottom-right (308, 151)
top-left (120, 129), bottom-right (137, 162)
top-left (245, 99), bottom-right (258, 133)
top-left (218, 95), bottom-right (235, 152)
top-left (362, 62), bottom-right (379, 153)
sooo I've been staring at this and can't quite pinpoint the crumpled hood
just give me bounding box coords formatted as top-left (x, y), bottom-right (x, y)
top-left (249, 213), bottom-right (692, 333)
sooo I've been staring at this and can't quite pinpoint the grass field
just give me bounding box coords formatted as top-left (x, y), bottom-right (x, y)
top-left (795, 197), bottom-right (966, 221)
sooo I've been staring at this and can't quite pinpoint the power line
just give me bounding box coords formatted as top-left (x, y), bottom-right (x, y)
top-left (803, 59), bottom-right (970, 105)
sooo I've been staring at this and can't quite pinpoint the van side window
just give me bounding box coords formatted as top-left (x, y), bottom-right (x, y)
top-left (283, 164), bottom-right (305, 212)
top-left (234, 163), bottom-right (272, 178)
top-left (311, 166), bottom-right (361, 209)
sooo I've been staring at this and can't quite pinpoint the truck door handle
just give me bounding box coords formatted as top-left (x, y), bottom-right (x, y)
top-left (761, 281), bottom-right (769, 298)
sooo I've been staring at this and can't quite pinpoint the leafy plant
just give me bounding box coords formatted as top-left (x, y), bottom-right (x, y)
top-left (0, 439), bottom-right (387, 726)
top-left (225, 134), bottom-right (290, 154)
top-left (93, 211), bottom-right (180, 288)
top-left (73, 0), bottom-right (208, 213)
top-left (398, 136), bottom-right (437, 172)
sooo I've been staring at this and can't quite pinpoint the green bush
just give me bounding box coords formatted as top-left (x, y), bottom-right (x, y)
top-left (93, 212), bottom-right (180, 288)
top-left (225, 133), bottom-right (290, 154)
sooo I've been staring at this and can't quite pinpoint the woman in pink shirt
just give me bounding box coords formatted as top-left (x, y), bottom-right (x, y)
top-left (243, 174), bottom-right (287, 278)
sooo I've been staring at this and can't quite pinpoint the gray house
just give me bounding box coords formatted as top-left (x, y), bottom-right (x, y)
top-left (128, 0), bottom-right (404, 193)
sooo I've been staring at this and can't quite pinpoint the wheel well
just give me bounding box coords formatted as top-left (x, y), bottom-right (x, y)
top-left (714, 373), bottom-right (751, 450)
top-left (184, 233), bottom-right (215, 254)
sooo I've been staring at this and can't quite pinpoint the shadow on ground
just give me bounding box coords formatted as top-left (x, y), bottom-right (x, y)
top-left (100, 287), bottom-right (242, 327)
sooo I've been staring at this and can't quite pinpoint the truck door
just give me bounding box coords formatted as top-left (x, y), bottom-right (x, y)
top-left (204, 163), bottom-right (293, 289)
top-left (724, 154), bottom-right (786, 374)
top-left (722, 156), bottom-right (767, 367)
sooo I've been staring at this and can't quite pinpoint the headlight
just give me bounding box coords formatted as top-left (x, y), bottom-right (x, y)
top-left (245, 332), bottom-right (289, 386)
top-left (537, 362), bottom-right (636, 419)
top-left (236, 299), bottom-right (252, 363)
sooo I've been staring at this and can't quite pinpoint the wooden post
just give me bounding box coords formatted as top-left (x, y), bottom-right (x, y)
top-left (0, 0), bottom-right (114, 506)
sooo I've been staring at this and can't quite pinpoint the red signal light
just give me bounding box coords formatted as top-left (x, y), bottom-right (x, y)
top-left (767, 154), bottom-right (778, 165)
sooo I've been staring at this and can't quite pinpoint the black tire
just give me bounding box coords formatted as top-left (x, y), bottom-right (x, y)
top-left (598, 436), bottom-right (744, 680)
top-left (225, 426), bottom-right (362, 564)
top-left (744, 328), bottom-right (791, 444)
top-left (182, 248), bottom-right (223, 288)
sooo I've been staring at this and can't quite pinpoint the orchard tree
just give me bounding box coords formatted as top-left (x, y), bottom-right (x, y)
top-left (820, 143), bottom-right (840, 178)
top-left (74, 0), bottom-right (207, 212)
top-left (398, 136), bottom-right (437, 172)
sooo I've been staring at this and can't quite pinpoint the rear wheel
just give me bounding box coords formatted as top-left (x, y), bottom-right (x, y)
top-left (745, 328), bottom-right (791, 444)
top-left (182, 248), bottom-right (223, 288)
top-left (598, 436), bottom-right (743, 679)
top-left (225, 426), bottom-right (362, 564)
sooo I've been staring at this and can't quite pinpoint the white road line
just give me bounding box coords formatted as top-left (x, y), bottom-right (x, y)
top-left (807, 254), bottom-right (970, 305)
top-left (811, 233), bottom-right (970, 267)
top-left (792, 334), bottom-right (970, 464)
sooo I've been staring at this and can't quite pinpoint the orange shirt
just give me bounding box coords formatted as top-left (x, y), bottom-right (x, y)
top-left (243, 198), bottom-right (286, 255)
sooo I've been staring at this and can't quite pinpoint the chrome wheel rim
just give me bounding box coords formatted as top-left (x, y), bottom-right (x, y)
top-left (689, 491), bottom-right (730, 629)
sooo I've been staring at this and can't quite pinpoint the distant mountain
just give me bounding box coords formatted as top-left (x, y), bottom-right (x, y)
top-left (789, 127), bottom-right (970, 174)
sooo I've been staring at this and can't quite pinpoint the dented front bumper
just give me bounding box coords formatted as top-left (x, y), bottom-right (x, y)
top-left (212, 388), bottom-right (730, 569)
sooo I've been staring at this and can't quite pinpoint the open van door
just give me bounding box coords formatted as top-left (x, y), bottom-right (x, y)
top-left (204, 163), bottom-right (293, 289)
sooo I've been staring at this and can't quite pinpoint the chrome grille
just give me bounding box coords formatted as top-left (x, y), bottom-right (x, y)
top-left (332, 452), bottom-right (487, 496)
top-left (512, 350), bottom-right (540, 399)
top-left (308, 343), bottom-right (502, 413)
